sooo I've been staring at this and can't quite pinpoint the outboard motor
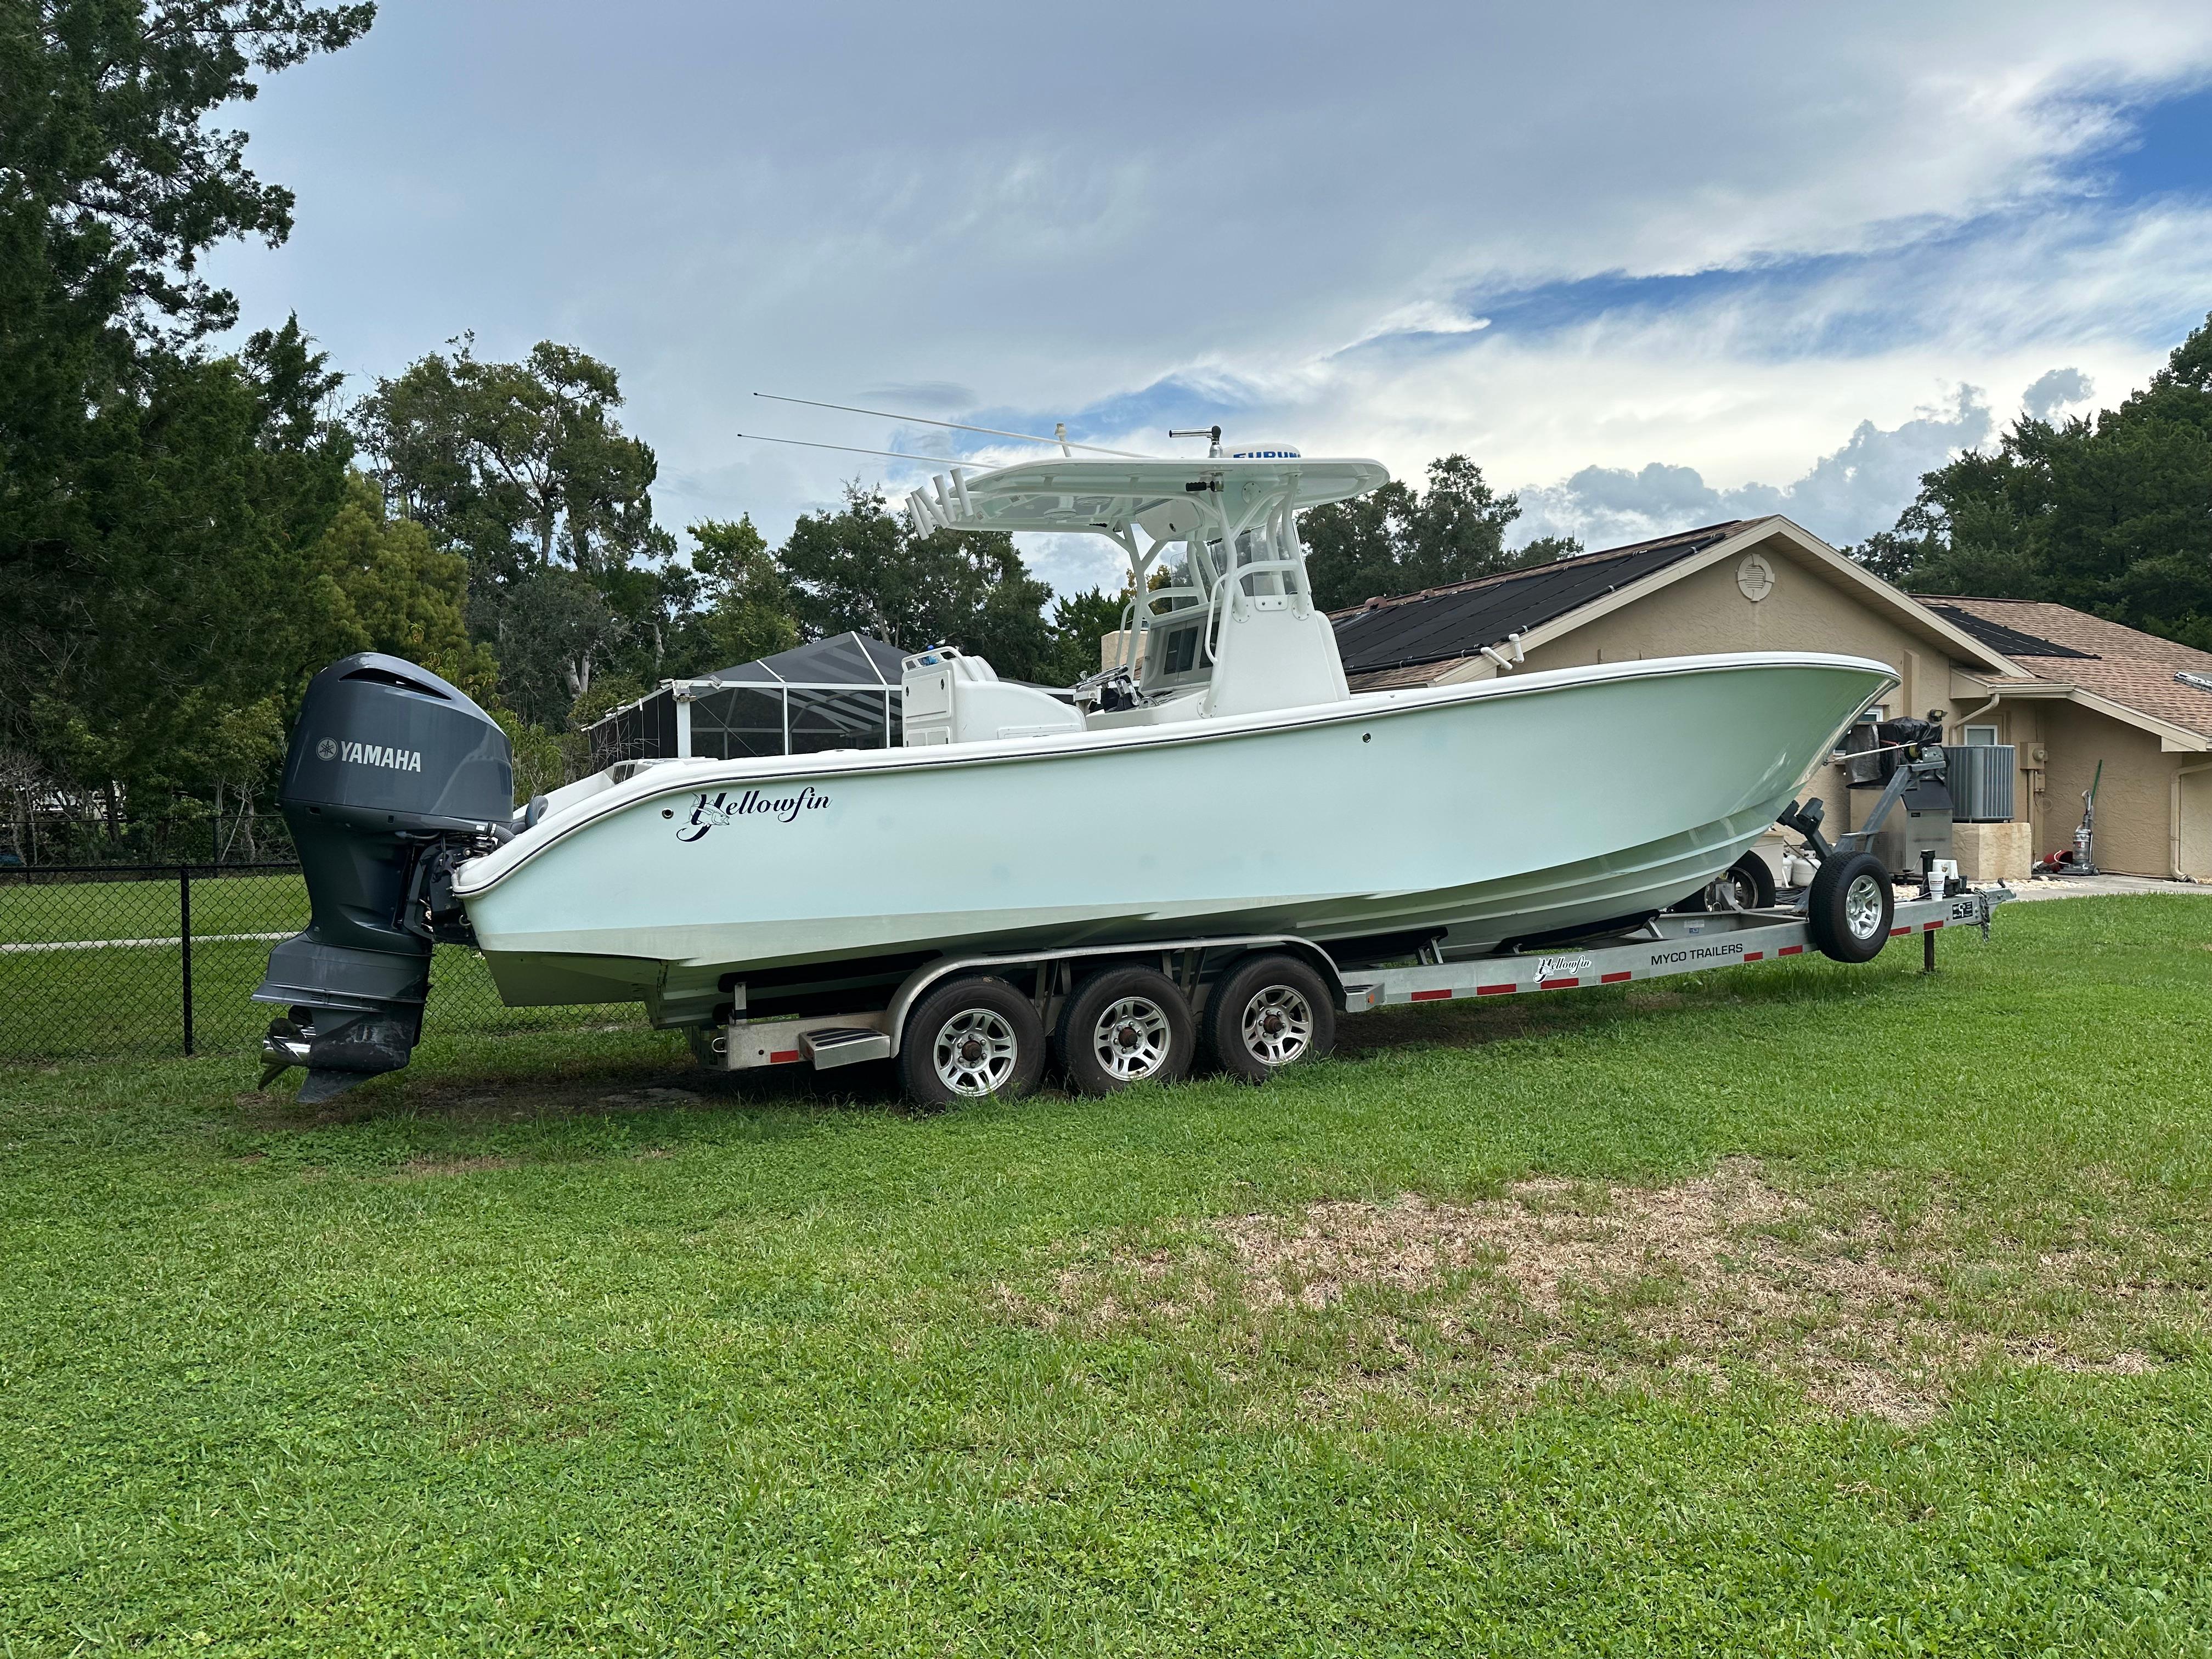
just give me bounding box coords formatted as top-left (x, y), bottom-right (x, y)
top-left (254, 653), bottom-right (514, 1101)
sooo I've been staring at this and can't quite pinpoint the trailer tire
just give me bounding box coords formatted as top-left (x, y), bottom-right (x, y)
top-left (1675, 851), bottom-right (1776, 913)
top-left (900, 976), bottom-right (1046, 1107)
top-left (1056, 967), bottom-right (1194, 1096)
top-left (1807, 851), bottom-right (1893, 963)
top-left (1204, 953), bottom-right (1335, 1084)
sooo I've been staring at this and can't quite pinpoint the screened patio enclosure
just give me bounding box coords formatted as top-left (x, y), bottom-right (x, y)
top-left (585, 633), bottom-right (907, 771)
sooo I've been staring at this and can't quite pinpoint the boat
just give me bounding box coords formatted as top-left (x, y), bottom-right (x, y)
top-left (253, 448), bottom-right (1894, 1099)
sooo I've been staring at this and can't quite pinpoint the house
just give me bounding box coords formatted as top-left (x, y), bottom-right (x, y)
top-left (1916, 597), bottom-right (2212, 882)
top-left (1328, 516), bottom-right (2212, 882)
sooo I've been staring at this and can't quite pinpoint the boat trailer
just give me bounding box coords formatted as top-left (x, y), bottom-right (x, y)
top-left (693, 883), bottom-right (2013, 1101)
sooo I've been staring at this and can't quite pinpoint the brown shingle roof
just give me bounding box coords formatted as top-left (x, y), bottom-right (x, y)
top-left (1924, 596), bottom-right (2212, 739)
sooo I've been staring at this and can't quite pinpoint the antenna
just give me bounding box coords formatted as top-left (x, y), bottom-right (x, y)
top-left (1170, 424), bottom-right (1223, 458)
top-left (753, 392), bottom-right (1148, 459)
top-left (732, 433), bottom-right (967, 467)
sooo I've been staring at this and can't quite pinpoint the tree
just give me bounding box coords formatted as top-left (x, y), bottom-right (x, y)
top-left (1852, 315), bottom-right (2212, 650)
top-left (0, 1), bottom-right (377, 851)
top-left (1, 2), bottom-right (374, 348)
top-left (673, 515), bottom-right (799, 672)
top-left (1299, 455), bottom-right (1578, 611)
top-left (493, 569), bottom-right (617, 727)
top-left (6, 320), bottom-right (357, 814)
top-left (301, 472), bottom-right (499, 698)
top-left (355, 338), bottom-right (689, 720)
top-left (776, 484), bottom-right (1058, 680)
top-left (1043, 586), bottom-right (1129, 685)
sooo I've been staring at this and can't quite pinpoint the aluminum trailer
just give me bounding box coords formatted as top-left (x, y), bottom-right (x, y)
top-left (692, 885), bottom-right (2013, 1105)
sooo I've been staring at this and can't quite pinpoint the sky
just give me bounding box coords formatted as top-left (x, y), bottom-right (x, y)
top-left (205, 2), bottom-right (2212, 596)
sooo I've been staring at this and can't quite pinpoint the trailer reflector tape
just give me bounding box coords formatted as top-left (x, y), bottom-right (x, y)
top-left (769, 1049), bottom-right (802, 1064)
top-left (1925, 920), bottom-right (1945, 930)
top-left (1476, 984), bottom-right (1516, 996)
top-left (1410, 988), bottom-right (1452, 1001)
top-left (1889, 927), bottom-right (1909, 937)
top-left (1601, 971), bottom-right (1632, 984)
top-left (1538, 977), bottom-right (1579, 989)
top-left (1779, 945), bottom-right (1803, 956)
top-left (1742, 951), bottom-right (1763, 962)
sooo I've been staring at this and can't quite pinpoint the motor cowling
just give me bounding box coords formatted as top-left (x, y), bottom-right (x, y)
top-left (254, 653), bottom-right (513, 1100)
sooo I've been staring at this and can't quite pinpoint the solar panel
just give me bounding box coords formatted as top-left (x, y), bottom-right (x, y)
top-left (1332, 534), bottom-right (1731, 675)
top-left (1921, 605), bottom-right (2097, 661)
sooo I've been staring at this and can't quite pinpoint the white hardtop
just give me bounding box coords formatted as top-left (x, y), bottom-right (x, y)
top-left (905, 453), bottom-right (1392, 725)
top-left (906, 455), bottom-right (1389, 541)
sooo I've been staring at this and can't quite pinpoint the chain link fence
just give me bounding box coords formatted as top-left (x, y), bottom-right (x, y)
top-left (0, 864), bottom-right (643, 1062)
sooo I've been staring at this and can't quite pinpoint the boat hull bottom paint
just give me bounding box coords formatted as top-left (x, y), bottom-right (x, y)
top-left (454, 653), bottom-right (1895, 1023)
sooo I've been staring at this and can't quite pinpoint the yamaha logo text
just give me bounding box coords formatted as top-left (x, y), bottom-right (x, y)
top-left (319, 736), bottom-right (423, 772)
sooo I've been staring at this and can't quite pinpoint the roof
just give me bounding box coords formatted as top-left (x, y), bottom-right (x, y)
top-left (1920, 597), bottom-right (2212, 740)
top-left (704, 631), bottom-right (906, 687)
top-left (1331, 520), bottom-right (1754, 679)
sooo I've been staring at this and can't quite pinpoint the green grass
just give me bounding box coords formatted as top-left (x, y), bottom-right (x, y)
top-left (0, 872), bottom-right (639, 1060)
top-left (0, 871), bottom-right (303, 944)
top-left (3, 895), bottom-right (2210, 1655)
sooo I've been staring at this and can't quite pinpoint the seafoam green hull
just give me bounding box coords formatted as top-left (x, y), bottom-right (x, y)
top-left (454, 652), bottom-right (1893, 1015)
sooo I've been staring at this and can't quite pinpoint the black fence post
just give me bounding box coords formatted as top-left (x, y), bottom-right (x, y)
top-left (179, 864), bottom-right (194, 1056)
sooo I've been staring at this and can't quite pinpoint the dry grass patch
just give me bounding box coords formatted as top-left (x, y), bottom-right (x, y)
top-left (1020, 1160), bottom-right (2198, 1424)
top-left (390, 1152), bottom-right (522, 1179)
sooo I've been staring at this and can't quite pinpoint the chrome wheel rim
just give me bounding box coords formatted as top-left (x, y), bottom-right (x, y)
top-left (1844, 872), bottom-right (1886, 939)
top-left (1090, 995), bottom-right (1172, 1082)
top-left (1240, 985), bottom-right (1314, 1067)
top-left (933, 1008), bottom-right (1019, 1096)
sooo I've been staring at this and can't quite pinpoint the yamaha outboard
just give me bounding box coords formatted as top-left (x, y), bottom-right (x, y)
top-left (255, 653), bottom-right (514, 1101)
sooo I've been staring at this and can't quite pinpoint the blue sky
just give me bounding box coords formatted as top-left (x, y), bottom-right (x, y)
top-left (205, 3), bottom-right (2212, 594)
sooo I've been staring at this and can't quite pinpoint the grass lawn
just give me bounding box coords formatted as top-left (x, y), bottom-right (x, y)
top-left (0, 872), bottom-right (636, 1060)
top-left (2, 894), bottom-right (2209, 1655)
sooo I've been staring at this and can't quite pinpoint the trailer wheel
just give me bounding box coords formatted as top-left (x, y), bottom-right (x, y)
top-left (1807, 851), bottom-right (1893, 963)
top-left (1205, 953), bottom-right (1336, 1084)
top-left (1675, 851), bottom-right (1776, 913)
top-left (1056, 966), bottom-right (1194, 1096)
top-left (900, 976), bottom-right (1046, 1107)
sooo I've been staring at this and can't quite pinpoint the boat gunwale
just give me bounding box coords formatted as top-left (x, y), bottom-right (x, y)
top-left (454, 650), bottom-right (1897, 899)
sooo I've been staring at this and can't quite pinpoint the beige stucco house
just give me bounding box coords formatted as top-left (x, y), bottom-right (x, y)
top-left (1325, 516), bottom-right (2212, 882)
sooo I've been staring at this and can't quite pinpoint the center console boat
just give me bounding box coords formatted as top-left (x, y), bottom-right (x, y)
top-left (254, 447), bottom-right (1894, 1099)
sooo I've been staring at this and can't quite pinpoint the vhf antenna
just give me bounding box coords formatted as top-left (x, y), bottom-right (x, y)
top-left (1170, 425), bottom-right (1223, 457)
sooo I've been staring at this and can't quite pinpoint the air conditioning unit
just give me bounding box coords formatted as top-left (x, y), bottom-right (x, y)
top-left (1948, 744), bottom-right (2016, 823)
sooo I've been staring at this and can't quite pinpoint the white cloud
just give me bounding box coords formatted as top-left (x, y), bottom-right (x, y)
top-left (1511, 388), bottom-right (1993, 550)
top-left (1352, 303), bottom-right (1492, 346)
top-left (199, 2), bottom-right (2212, 595)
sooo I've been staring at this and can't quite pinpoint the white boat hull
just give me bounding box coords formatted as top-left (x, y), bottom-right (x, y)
top-left (453, 652), bottom-right (1893, 1019)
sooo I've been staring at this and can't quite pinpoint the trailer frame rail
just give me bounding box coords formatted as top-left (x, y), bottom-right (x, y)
top-left (1343, 888), bottom-right (2010, 1011)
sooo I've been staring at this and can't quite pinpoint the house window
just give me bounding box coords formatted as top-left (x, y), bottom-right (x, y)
top-left (1964, 724), bottom-right (1999, 747)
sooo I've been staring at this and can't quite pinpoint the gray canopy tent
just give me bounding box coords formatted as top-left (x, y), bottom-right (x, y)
top-left (585, 632), bottom-right (907, 771)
